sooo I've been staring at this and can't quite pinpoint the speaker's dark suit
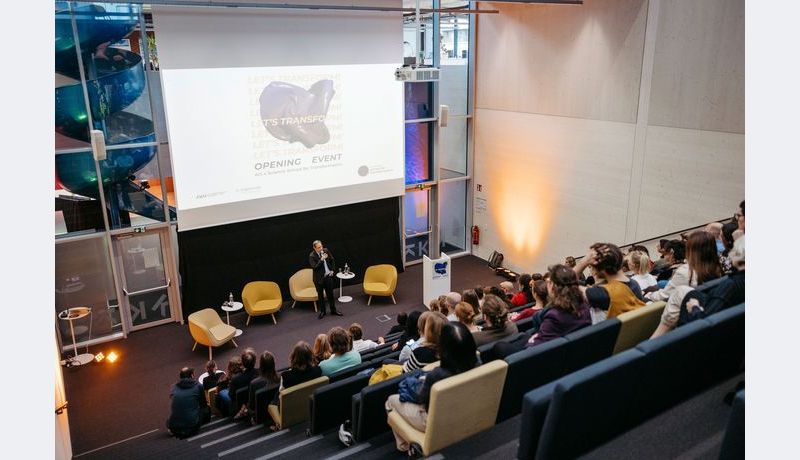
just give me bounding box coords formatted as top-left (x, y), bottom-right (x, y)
top-left (309, 248), bottom-right (338, 314)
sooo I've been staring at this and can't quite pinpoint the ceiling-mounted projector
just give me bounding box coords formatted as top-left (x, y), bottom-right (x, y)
top-left (395, 65), bottom-right (440, 82)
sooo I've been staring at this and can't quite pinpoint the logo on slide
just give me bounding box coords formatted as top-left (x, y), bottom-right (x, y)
top-left (259, 80), bottom-right (335, 148)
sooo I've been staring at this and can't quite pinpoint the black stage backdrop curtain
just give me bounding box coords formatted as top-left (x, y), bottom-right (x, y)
top-left (177, 197), bottom-right (403, 318)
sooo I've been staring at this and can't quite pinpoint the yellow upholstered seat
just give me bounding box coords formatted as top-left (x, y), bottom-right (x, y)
top-left (268, 376), bottom-right (329, 430)
top-left (613, 300), bottom-right (667, 354)
top-left (242, 281), bottom-right (283, 325)
top-left (363, 264), bottom-right (398, 305)
top-left (188, 308), bottom-right (238, 360)
top-left (387, 360), bottom-right (509, 456)
top-left (289, 268), bottom-right (318, 312)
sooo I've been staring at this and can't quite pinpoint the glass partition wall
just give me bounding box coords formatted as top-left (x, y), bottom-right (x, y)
top-left (402, 0), bottom-right (474, 264)
top-left (54, 1), bottom-right (475, 356)
top-left (54, 2), bottom-right (182, 357)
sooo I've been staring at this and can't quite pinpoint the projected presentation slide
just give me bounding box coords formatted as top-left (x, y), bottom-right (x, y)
top-left (160, 63), bottom-right (404, 227)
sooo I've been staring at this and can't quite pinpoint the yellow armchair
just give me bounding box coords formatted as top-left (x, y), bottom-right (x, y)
top-left (363, 264), bottom-right (398, 306)
top-left (188, 308), bottom-right (238, 360)
top-left (242, 281), bottom-right (283, 325)
top-left (288, 268), bottom-right (318, 312)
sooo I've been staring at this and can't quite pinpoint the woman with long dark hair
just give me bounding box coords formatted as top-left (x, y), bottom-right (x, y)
top-left (528, 265), bottom-right (591, 346)
top-left (397, 310), bottom-right (423, 362)
top-left (511, 273), bottom-right (534, 306)
top-left (385, 322), bottom-right (478, 452)
top-left (651, 231), bottom-right (723, 338)
top-left (238, 350), bottom-right (280, 423)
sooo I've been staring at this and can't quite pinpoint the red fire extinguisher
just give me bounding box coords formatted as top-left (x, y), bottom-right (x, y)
top-left (472, 225), bottom-right (480, 245)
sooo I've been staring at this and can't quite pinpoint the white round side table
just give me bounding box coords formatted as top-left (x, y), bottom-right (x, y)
top-left (58, 307), bottom-right (95, 366)
top-left (336, 271), bottom-right (356, 303)
top-left (222, 301), bottom-right (244, 337)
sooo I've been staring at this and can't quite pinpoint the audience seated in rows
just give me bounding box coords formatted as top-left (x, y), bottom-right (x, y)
top-left (651, 231), bottom-right (725, 337)
top-left (215, 356), bottom-right (243, 416)
top-left (472, 294), bottom-right (519, 347)
top-left (649, 239), bottom-right (686, 286)
top-left (320, 327), bottom-right (362, 376)
top-left (385, 322), bottom-right (478, 453)
top-left (167, 366), bottom-right (211, 438)
top-left (350, 323), bottom-right (382, 352)
top-left (461, 289), bottom-right (482, 320)
top-left (228, 348), bottom-right (259, 419)
top-left (273, 341), bottom-right (322, 411)
top-left (574, 242), bottom-right (645, 322)
top-left (680, 235), bottom-right (745, 326)
top-left (510, 280), bottom-right (548, 323)
top-left (397, 310), bottom-right (423, 361)
top-left (455, 301), bottom-right (480, 333)
top-left (199, 360), bottom-right (224, 392)
top-left (499, 281), bottom-right (515, 301)
top-left (237, 351), bottom-right (279, 423)
top-left (511, 273), bottom-right (534, 307)
top-left (445, 292), bottom-right (461, 321)
top-left (627, 250), bottom-right (658, 291)
top-left (386, 312), bottom-right (407, 336)
top-left (312, 333), bottom-right (332, 363)
top-left (494, 264), bottom-right (592, 358)
top-left (403, 311), bottom-right (448, 372)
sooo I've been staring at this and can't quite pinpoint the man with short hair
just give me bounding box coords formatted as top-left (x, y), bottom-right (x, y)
top-left (167, 367), bottom-right (210, 438)
top-left (309, 240), bottom-right (342, 319)
top-left (445, 292), bottom-right (461, 321)
top-left (349, 323), bottom-right (381, 352)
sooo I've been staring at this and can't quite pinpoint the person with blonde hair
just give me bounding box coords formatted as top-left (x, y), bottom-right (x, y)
top-left (312, 333), bottom-right (332, 363)
top-left (627, 250), bottom-right (658, 291)
top-left (403, 311), bottom-right (448, 372)
top-left (454, 301), bottom-right (480, 333)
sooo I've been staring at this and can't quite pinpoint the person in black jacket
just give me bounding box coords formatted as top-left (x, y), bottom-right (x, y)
top-left (230, 348), bottom-right (259, 420)
top-left (167, 367), bottom-right (210, 438)
top-left (309, 240), bottom-right (341, 319)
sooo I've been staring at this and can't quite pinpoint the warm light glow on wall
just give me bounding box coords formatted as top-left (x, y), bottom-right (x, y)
top-left (488, 149), bottom-right (558, 260)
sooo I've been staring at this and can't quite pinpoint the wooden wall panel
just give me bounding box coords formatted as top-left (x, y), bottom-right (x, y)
top-left (477, 0), bottom-right (647, 123)
top-left (635, 125), bottom-right (744, 240)
top-left (648, 0), bottom-right (745, 133)
top-left (472, 109), bottom-right (636, 274)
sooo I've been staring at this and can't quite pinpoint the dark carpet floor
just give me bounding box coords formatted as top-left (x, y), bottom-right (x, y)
top-left (63, 254), bottom-right (508, 456)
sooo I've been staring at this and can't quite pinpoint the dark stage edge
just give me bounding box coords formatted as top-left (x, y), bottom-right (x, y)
top-left (63, 254), bottom-right (506, 456)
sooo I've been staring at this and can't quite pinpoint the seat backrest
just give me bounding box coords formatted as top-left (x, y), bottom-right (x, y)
top-left (289, 269), bottom-right (314, 297)
top-left (612, 301), bottom-right (666, 354)
top-left (703, 303), bottom-right (744, 381)
top-left (497, 337), bottom-right (567, 422)
top-left (424, 360), bottom-right (509, 454)
top-left (277, 376), bottom-right (329, 428)
top-left (534, 348), bottom-right (648, 460)
top-left (719, 389), bottom-right (745, 460)
top-left (310, 373), bottom-right (371, 434)
top-left (355, 370), bottom-right (421, 441)
top-left (561, 317), bottom-right (621, 373)
top-left (517, 381), bottom-right (560, 460)
top-left (634, 319), bottom-right (714, 416)
top-left (515, 316), bottom-right (535, 332)
top-left (366, 264), bottom-right (397, 290)
top-left (242, 281), bottom-right (281, 309)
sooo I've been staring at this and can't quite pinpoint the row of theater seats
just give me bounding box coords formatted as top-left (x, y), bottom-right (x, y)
top-left (206, 330), bottom-right (406, 427)
top-left (517, 303), bottom-right (744, 459)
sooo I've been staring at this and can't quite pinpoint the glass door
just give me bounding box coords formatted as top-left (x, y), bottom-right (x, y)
top-left (112, 228), bottom-right (179, 330)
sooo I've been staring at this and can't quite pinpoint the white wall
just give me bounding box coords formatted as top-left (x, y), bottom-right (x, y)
top-left (473, 0), bottom-right (744, 274)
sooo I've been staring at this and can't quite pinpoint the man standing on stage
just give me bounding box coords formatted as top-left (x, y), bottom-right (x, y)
top-left (310, 240), bottom-right (342, 319)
